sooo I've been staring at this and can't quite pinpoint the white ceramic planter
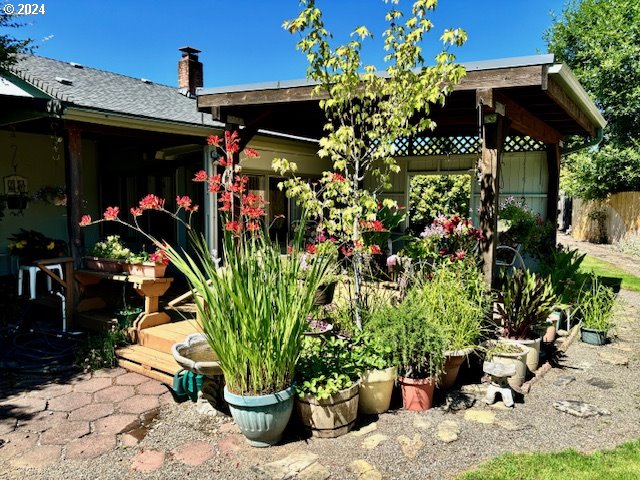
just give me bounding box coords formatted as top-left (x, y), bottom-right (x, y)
top-left (491, 342), bottom-right (528, 389)
top-left (358, 366), bottom-right (396, 414)
top-left (500, 337), bottom-right (541, 374)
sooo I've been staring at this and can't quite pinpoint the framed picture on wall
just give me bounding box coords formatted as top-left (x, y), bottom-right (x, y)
top-left (4, 175), bottom-right (28, 195)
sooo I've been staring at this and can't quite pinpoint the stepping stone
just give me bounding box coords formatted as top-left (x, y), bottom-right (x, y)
top-left (350, 422), bottom-right (377, 437)
top-left (362, 434), bottom-right (388, 449)
top-left (586, 377), bottom-right (614, 390)
top-left (412, 416), bottom-right (432, 430)
top-left (464, 410), bottom-right (496, 424)
top-left (397, 434), bottom-right (424, 459)
top-left (553, 400), bottom-right (611, 418)
top-left (172, 440), bottom-right (215, 467)
top-left (612, 343), bottom-right (633, 353)
top-left (599, 352), bottom-right (629, 366)
top-left (298, 462), bottom-right (330, 480)
top-left (436, 420), bottom-right (460, 443)
top-left (131, 449), bottom-right (165, 473)
top-left (554, 375), bottom-right (576, 387)
top-left (350, 460), bottom-right (382, 480)
top-left (258, 452), bottom-right (319, 480)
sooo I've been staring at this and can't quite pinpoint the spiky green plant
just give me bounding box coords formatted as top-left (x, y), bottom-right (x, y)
top-left (164, 230), bottom-right (330, 395)
top-left (578, 274), bottom-right (616, 331)
top-left (496, 269), bottom-right (556, 340)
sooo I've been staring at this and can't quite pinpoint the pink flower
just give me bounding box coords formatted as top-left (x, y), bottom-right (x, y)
top-left (455, 249), bottom-right (466, 260)
top-left (244, 148), bottom-right (259, 158)
top-left (79, 214), bottom-right (92, 226)
top-left (139, 194), bottom-right (164, 210)
top-left (207, 135), bottom-right (221, 147)
top-left (193, 170), bottom-right (208, 182)
top-left (176, 195), bottom-right (192, 209)
top-left (130, 207), bottom-right (143, 217)
top-left (341, 246), bottom-right (353, 257)
top-left (187, 204), bottom-right (199, 212)
top-left (387, 255), bottom-right (398, 267)
top-left (103, 206), bottom-right (120, 221)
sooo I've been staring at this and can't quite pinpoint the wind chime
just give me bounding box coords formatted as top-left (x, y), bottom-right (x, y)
top-left (3, 129), bottom-right (29, 212)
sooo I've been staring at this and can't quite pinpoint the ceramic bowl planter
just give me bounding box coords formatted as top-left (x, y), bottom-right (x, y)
top-left (358, 366), bottom-right (397, 414)
top-left (580, 326), bottom-right (608, 346)
top-left (398, 376), bottom-right (436, 411)
top-left (125, 262), bottom-right (167, 278)
top-left (490, 342), bottom-right (528, 389)
top-left (296, 383), bottom-right (359, 438)
top-left (499, 337), bottom-right (541, 374)
top-left (440, 349), bottom-right (473, 390)
top-left (224, 385), bottom-right (295, 447)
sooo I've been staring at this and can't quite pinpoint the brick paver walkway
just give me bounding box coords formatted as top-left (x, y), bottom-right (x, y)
top-left (0, 368), bottom-right (172, 468)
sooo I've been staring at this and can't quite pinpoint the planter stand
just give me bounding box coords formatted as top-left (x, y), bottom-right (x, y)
top-left (483, 361), bottom-right (516, 408)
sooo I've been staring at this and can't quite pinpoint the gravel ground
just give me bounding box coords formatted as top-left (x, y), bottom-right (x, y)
top-left (558, 232), bottom-right (640, 277)
top-left (2, 290), bottom-right (639, 480)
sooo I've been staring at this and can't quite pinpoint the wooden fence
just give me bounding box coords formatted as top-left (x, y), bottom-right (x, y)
top-left (571, 192), bottom-right (640, 243)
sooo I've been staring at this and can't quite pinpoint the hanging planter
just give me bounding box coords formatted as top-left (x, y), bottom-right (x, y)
top-left (6, 195), bottom-right (29, 211)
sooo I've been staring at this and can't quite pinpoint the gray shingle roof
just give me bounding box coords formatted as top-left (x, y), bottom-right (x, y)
top-left (9, 55), bottom-right (221, 128)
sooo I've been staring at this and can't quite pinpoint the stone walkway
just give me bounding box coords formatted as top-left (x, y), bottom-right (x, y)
top-left (559, 232), bottom-right (640, 277)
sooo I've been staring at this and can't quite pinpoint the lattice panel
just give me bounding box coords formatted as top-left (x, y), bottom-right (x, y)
top-left (393, 135), bottom-right (546, 156)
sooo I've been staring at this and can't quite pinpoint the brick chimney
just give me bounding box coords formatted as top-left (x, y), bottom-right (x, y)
top-left (178, 46), bottom-right (203, 97)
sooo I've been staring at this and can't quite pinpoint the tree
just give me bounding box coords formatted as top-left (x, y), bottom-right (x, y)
top-left (274, 0), bottom-right (466, 327)
top-left (409, 174), bottom-right (470, 231)
top-left (0, 2), bottom-right (35, 69)
top-left (545, 0), bottom-right (640, 148)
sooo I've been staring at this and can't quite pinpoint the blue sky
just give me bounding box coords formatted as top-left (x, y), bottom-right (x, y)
top-left (15, 0), bottom-right (566, 88)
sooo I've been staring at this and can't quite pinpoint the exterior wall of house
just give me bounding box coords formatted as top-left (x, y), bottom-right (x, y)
top-left (0, 130), bottom-right (99, 275)
top-left (243, 135), bottom-right (327, 175)
top-left (364, 150), bottom-right (549, 226)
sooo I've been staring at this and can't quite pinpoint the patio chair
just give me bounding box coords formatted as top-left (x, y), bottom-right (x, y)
top-left (17, 262), bottom-right (64, 300)
top-left (495, 245), bottom-right (525, 275)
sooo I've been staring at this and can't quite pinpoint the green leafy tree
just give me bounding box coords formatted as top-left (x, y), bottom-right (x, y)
top-left (0, 3), bottom-right (35, 69)
top-left (409, 174), bottom-right (470, 229)
top-left (274, 0), bottom-right (466, 328)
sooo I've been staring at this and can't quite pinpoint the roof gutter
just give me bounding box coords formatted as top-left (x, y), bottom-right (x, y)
top-left (562, 126), bottom-right (604, 155)
top-left (62, 107), bottom-right (221, 137)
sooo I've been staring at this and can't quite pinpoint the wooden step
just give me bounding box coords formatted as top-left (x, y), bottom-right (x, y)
top-left (138, 319), bottom-right (202, 354)
top-left (116, 344), bottom-right (182, 384)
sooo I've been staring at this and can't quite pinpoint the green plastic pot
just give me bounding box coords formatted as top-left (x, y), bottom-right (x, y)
top-left (580, 326), bottom-right (608, 346)
top-left (115, 307), bottom-right (143, 328)
top-left (223, 385), bottom-right (295, 447)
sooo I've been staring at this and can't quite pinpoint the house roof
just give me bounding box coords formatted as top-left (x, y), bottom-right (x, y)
top-left (7, 55), bottom-right (221, 128)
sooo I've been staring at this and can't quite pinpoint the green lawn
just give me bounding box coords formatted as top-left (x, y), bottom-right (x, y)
top-left (579, 256), bottom-right (640, 293)
top-left (458, 439), bottom-right (640, 480)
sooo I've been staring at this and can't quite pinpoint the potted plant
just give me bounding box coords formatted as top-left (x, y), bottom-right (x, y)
top-left (8, 229), bottom-right (67, 264)
top-left (495, 269), bottom-right (556, 378)
top-left (126, 248), bottom-right (169, 278)
top-left (485, 341), bottom-right (529, 389)
top-left (368, 288), bottom-right (446, 411)
top-left (578, 275), bottom-right (616, 345)
top-left (295, 335), bottom-right (360, 437)
top-left (352, 332), bottom-right (396, 415)
top-left (303, 239), bottom-right (340, 306)
top-left (428, 263), bottom-right (488, 390)
top-left (114, 282), bottom-right (143, 329)
top-left (86, 235), bottom-right (131, 273)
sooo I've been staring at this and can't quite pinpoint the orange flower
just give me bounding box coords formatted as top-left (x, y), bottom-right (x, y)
top-left (103, 206), bottom-right (120, 220)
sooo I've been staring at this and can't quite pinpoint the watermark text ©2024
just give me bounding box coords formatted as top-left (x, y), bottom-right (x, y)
top-left (2, 3), bottom-right (46, 15)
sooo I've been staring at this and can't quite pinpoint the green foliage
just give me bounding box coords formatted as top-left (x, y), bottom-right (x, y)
top-left (89, 235), bottom-right (131, 260)
top-left (164, 229), bottom-right (330, 396)
top-left (367, 287), bottom-right (446, 379)
top-left (0, 3), bottom-right (35, 69)
top-left (578, 274), bottom-right (616, 331)
top-left (539, 247), bottom-right (586, 306)
top-left (75, 327), bottom-right (130, 372)
top-left (8, 229), bottom-right (68, 262)
top-left (496, 270), bottom-right (556, 340)
top-left (361, 204), bottom-right (407, 248)
top-left (485, 342), bottom-right (525, 360)
top-left (295, 336), bottom-right (359, 400)
top-left (579, 256), bottom-right (640, 294)
top-left (459, 438), bottom-right (640, 480)
top-left (545, 0), bottom-right (640, 148)
top-left (409, 175), bottom-right (471, 228)
top-left (561, 144), bottom-right (640, 200)
top-left (498, 198), bottom-right (555, 258)
top-left (351, 332), bottom-right (392, 372)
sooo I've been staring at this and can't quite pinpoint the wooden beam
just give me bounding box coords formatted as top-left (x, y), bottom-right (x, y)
top-left (457, 66), bottom-right (545, 92)
top-left (496, 92), bottom-right (564, 144)
top-left (545, 77), bottom-right (596, 137)
top-left (546, 143), bottom-right (561, 244)
top-left (65, 126), bottom-right (84, 270)
top-left (479, 110), bottom-right (509, 287)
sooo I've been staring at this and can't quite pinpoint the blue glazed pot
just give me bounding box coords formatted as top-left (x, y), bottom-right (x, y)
top-left (223, 385), bottom-right (295, 447)
top-left (580, 327), bottom-right (607, 346)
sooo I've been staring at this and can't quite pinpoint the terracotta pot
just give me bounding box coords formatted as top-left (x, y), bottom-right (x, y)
top-left (358, 366), bottom-right (396, 414)
top-left (84, 257), bottom-right (124, 273)
top-left (440, 349), bottom-right (472, 390)
top-left (398, 376), bottom-right (436, 411)
top-left (499, 337), bottom-right (541, 374)
top-left (491, 341), bottom-right (528, 389)
top-left (296, 383), bottom-right (359, 438)
top-left (125, 262), bottom-right (167, 278)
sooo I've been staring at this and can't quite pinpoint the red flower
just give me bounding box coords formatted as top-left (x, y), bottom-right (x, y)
top-left (225, 130), bottom-right (240, 155)
top-left (370, 244), bottom-right (382, 255)
top-left (193, 170), bottom-right (208, 182)
top-left (242, 193), bottom-right (264, 207)
top-left (139, 194), bottom-right (164, 210)
top-left (330, 173), bottom-right (347, 182)
top-left (225, 221), bottom-right (242, 235)
top-left (360, 220), bottom-right (385, 232)
top-left (176, 195), bottom-right (192, 210)
top-left (149, 250), bottom-right (170, 265)
top-left (130, 207), bottom-right (143, 217)
top-left (103, 206), bottom-right (120, 221)
top-left (455, 249), bottom-right (466, 260)
top-left (243, 148), bottom-right (259, 158)
top-left (439, 248), bottom-right (448, 256)
top-left (219, 192), bottom-right (232, 212)
top-left (306, 244), bottom-right (318, 254)
top-left (79, 214), bottom-right (92, 226)
top-left (218, 157), bottom-right (228, 167)
top-left (246, 221), bottom-right (260, 233)
top-left (208, 182), bottom-right (221, 193)
top-left (341, 246), bottom-right (353, 257)
top-left (241, 206), bottom-right (265, 219)
top-left (207, 135), bottom-right (221, 147)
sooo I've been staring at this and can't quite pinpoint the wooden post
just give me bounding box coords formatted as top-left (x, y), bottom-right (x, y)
top-left (65, 126), bottom-right (84, 270)
top-left (479, 109), bottom-right (507, 287)
top-left (546, 143), bottom-right (561, 245)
